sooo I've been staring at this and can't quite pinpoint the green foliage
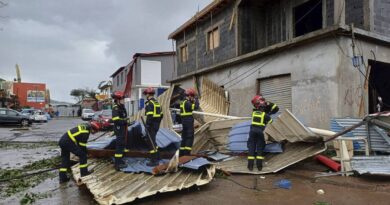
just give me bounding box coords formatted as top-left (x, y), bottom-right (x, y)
top-left (0, 156), bottom-right (60, 197)
top-left (20, 192), bottom-right (51, 205)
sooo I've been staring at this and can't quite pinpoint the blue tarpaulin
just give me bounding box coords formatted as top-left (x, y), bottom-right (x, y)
top-left (228, 121), bottom-right (283, 153)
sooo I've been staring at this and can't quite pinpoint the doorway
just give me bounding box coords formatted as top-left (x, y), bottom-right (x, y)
top-left (368, 60), bottom-right (390, 113)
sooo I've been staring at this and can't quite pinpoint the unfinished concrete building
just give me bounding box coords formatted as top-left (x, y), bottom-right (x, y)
top-left (168, 0), bottom-right (390, 129)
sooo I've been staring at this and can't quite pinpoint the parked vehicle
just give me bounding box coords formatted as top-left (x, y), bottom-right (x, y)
top-left (81, 108), bottom-right (95, 121)
top-left (0, 108), bottom-right (32, 126)
top-left (31, 110), bottom-right (48, 123)
top-left (20, 108), bottom-right (36, 121)
top-left (92, 109), bottom-right (112, 130)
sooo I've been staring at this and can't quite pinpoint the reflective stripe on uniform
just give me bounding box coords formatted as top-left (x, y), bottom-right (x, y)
top-left (180, 100), bottom-right (194, 116)
top-left (247, 156), bottom-right (255, 160)
top-left (79, 142), bottom-right (87, 147)
top-left (115, 154), bottom-right (123, 158)
top-left (68, 125), bottom-right (89, 144)
top-left (124, 149), bottom-right (129, 153)
top-left (79, 164), bottom-right (88, 168)
top-left (179, 147), bottom-right (192, 151)
top-left (59, 168), bottom-right (68, 172)
top-left (112, 116), bottom-right (121, 121)
top-left (149, 149), bottom-right (158, 154)
top-left (271, 104), bottom-right (277, 111)
top-left (146, 100), bottom-right (162, 117)
top-left (268, 119), bottom-right (273, 124)
top-left (256, 156), bottom-right (264, 160)
top-left (251, 111), bottom-right (266, 126)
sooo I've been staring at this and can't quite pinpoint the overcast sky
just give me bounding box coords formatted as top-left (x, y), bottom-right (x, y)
top-left (0, 0), bottom-right (211, 102)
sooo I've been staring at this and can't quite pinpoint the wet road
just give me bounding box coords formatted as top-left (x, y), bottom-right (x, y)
top-left (0, 118), bottom-right (97, 205)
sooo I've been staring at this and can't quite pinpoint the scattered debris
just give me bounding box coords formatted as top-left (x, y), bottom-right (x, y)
top-left (275, 179), bottom-right (292, 189)
top-left (316, 189), bottom-right (325, 195)
top-left (315, 155), bottom-right (341, 172)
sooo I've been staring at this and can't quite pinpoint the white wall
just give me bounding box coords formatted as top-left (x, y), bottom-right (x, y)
top-left (141, 60), bottom-right (161, 86)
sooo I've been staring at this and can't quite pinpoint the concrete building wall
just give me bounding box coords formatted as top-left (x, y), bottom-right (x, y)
top-left (345, 0), bottom-right (365, 28)
top-left (175, 2), bottom-right (236, 75)
top-left (373, 0), bottom-right (390, 36)
top-left (177, 35), bottom-right (390, 129)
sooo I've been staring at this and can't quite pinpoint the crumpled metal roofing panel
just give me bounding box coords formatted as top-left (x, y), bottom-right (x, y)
top-left (72, 159), bottom-right (216, 205)
top-left (87, 127), bottom-right (181, 150)
top-left (217, 142), bottom-right (326, 174)
top-left (180, 157), bottom-right (211, 170)
top-left (120, 158), bottom-right (169, 174)
top-left (330, 118), bottom-right (390, 152)
top-left (351, 156), bottom-right (390, 175)
top-left (264, 109), bottom-right (322, 143)
top-left (228, 120), bottom-right (282, 153)
top-left (197, 77), bottom-right (230, 124)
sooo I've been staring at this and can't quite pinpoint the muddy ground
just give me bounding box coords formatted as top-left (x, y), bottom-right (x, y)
top-left (1, 118), bottom-right (390, 205)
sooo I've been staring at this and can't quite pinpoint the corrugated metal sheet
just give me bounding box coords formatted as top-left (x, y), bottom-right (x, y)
top-left (259, 75), bottom-right (292, 111)
top-left (180, 158), bottom-right (211, 170)
top-left (228, 120), bottom-right (282, 153)
top-left (121, 158), bottom-right (169, 174)
top-left (87, 127), bottom-right (181, 150)
top-left (351, 156), bottom-right (390, 175)
top-left (197, 77), bottom-right (230, 123)
top-left (265, 109), bottom-right (322, 143)
top-left (330, 118), bottom-right (390, 152)
top-left (72, 159), bottom-right (216, 205)
top-left (217, 142), bottom-right (326, 174)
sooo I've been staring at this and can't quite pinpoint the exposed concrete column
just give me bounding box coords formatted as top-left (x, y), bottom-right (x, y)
top-left (334, 0), bottom-right (346, 26)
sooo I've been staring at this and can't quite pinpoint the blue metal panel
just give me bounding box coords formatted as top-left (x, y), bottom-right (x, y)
top-left (228, 120), bottom-right (283, 153)
top-left (120, 157), bottom-right (169, 173)
top-left (330, 118), bottom-right (390, 152)
top-left (157, 88), bottom-right (167, 96)
top-left (180, 157), bottom-right (210, 170)
top-left (139, 98), bottom-right (145, 109)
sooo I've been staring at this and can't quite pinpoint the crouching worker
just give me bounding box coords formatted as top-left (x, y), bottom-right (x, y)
top-left (58, 121), bottom-right (101, 183)
top-left (248, 96), bottom-right (273, 171)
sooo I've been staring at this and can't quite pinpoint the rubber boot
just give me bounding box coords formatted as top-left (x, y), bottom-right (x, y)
top-left (114, 158), bottom-right (127, 171)
top-left (80, 168), bottom-right (92, 177)
top-left (179, 149), bottom-right (185, 157)
top-left (256, 159), bottom-right (263, 171)
top-left (59, 172), bottom-right (70, 184)
top-left (147, 153), bottom-right (159, 167)
top-left (247, 160), bottom-right (254, 171)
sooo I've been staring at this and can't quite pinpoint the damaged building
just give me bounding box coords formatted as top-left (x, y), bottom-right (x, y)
top-left (168, 0), bottom-right (390, 129)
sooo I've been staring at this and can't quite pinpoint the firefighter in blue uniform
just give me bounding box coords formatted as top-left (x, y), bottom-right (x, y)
top-left (143, 87), bottom-right (163, 166)
top-left (247, 95), bottom-right (273, 171)
top-left (179, 88), bottom-right (199, 156)
top-left (58, 121), bottom-right (101, 183)
top-left (111, 91), bottom-right (128, 170)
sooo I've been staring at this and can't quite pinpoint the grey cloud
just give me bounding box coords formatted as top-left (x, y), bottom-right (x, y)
top-left (0, 0), bottom-right (211, 102)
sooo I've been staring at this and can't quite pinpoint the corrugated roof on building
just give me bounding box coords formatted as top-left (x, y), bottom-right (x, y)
top-left (110, 66), bottom-right (125, 77)
top-left (351, 156), bottom-right (390, 175)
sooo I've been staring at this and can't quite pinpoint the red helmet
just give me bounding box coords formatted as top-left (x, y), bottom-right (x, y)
top-left (143, 87), bottom-right (155, 95)
top-left (185, 88), bottom-right (196, 97)
top-left (111, 91), bottom-right (124, 99)
top-left (251, 95), bottom-right (266, 108)
top-left (90, 121), bottom-right (101, 131)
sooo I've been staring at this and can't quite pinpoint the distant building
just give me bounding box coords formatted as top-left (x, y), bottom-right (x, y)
top-left (111, 52), bottom-right (176, 116)
top-left (13, 82), bottom-right (46, 109)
